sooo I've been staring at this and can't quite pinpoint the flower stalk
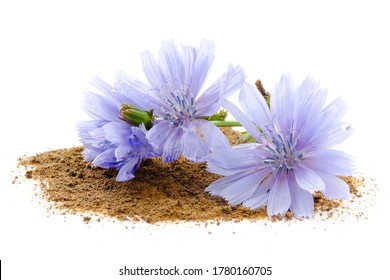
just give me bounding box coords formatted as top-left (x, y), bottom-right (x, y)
top-left (210, 120), bottom-right (242, 127)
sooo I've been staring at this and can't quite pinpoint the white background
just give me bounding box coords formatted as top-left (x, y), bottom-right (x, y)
top-left (1, 0), bottom-right (389, 279)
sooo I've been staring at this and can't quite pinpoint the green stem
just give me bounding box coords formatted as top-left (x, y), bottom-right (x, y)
top-left (211, 120), bottom-right (242, 127)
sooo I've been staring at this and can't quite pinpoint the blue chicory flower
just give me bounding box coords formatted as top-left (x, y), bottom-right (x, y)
top-left (77, 77), bottom-right (159, 182)
top-left (206, 74), bottom-right (355, 217)
top-left (115, 39), bottom-right (246, 162)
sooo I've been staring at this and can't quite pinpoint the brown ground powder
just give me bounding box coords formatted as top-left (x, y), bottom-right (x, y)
top-left (19, 128), bottom-right (363, 223)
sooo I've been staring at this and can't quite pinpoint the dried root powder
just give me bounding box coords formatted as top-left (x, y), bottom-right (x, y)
top-left (19, 128), bottom-right (363, 223)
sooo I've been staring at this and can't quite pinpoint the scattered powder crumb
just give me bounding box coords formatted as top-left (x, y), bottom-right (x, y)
top-left (25, 170), bottom-right (33, 179)
top-left (19, 128), bottom-right (364, 224)
top-left (12, 176), bottom-right (18, 184)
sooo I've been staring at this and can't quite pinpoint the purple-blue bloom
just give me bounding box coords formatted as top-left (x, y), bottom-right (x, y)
top-left (206, 74), bottom-right (355, 217)
top-left (115, 40), bottom-right (245, 162)
top-left (77, 77), bottom-right (158, 182)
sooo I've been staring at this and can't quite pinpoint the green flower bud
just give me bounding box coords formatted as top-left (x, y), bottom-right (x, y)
top-left (208, 109), bottom-right (228, 121)
top-left (239, 131), bottom-right (256, 143)
top-left (119, 104), bottom-right (154, 130)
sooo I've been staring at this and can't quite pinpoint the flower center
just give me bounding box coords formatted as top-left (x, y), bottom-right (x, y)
top-left (259, 126), bottom-right (303, 171)
top-left (160, 85), bottom-right (197, 127)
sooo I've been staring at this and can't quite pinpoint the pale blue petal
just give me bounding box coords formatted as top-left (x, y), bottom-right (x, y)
top-left (294, 166), bottom-right (325, 192)
top-left (115, 140), bottom-right (131, 160)
top-left (222, 99), bottom-right (262, 140)
top-left (83, 149), bottom-right (100, 162)
top-left (146, 121), bottom-right (173, 155)
top-left (90, 76), bottom-right (114, 97)
top-left (181, 125), bottom-right (209, 162)
top-left (301, 98), bottom-right (350, 149)
top-left (206, 169), bottom-right (257, 196)
top-left (302, 149), bottom-right (356, 176)
top-left (311, 122), bottom-right (354, 149)
top-left (111, 124), bottom-right (156, 161)
top-left (158, 40), bottom-right (184, 85)
top-left (267, 173), bottom-right (292, 216)
top-left (325, 124), bottom-right (354, 147)
top-left (292, 77), bottom-right (327, 131)
top-left (271, 73), bottom-right (294, 132)
top-left (316, 170), bottom-right (351, 200)
top-left (274, 73), bottom-right (294, 99)
top-left (92, 148), bottom-right (117, 168)
top-left (221, 169), bottom-right (263, 205)
top-left (82, 92), bottom-right (119, 122)
top-left (239, 82), bottom-right (271, 130)
top-left (90, 76), bottom-right (133, 107)
top-left (288, 172), bottom-right (314, 217)
top-left (88, 126), bottom-right (107, 144)
top-left (207, 144), bottom-right (260, 177)
top-left (162, 127), bottom-right (184, 162)
top-left (243, 175), bottom-right (275, 209)
top-left (220, 64), bottom-right (246, 99)
top-left (131, 125), bottom-right (156, 157)
top-left (103, 121), bottom-right (132, 145)
top-left (193, 82), bottom-right (221, 117)
top-left (206, 161), bottom-right (241, 176)
top-left (77, 120), bottom-right (107, 140)
top-left (195, 64), bottom-right (245, 116)
top-left (116, 156), bottom-right (140, 182)
top-left (141, 50), bottom-right (165, 88)
top-left (181, 45), bottom-right (196, 88)
top-left (115, 70), bottom-right (157, 111)
top-left (195, 118), bottom-right (230, 150)
top-left (80, 125), bottom-right (113, 154)
top-left (207, 143), bottom-right (262, 175)
top-left (193, 91), bottom-right (220, 117)
top-left (189, 39), bottom-right (215, 96)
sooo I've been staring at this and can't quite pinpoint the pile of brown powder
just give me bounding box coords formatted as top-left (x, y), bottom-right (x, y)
top-left (19, 128), bottom-right (363, 223)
